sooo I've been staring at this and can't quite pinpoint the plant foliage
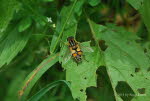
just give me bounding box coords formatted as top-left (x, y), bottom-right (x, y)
top-left (0, 0), bottom-right (150, 101)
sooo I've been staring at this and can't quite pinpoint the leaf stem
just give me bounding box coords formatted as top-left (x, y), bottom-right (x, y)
top-left (85, 11), bottom-right (99, 45)
top-left (51, 0), bottom-right (78, 53)
top-left (32, 34), bottom-right (53, 37)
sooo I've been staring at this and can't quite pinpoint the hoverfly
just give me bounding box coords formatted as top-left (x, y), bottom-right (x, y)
top-left (67, 36), bottom-right (83, 63)
top-left (60, 36), bottom-right (94, 65)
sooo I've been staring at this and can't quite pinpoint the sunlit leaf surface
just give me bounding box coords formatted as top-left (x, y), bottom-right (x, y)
top-left (88, 20), bottom-right (150, 101)
top-left (60, 41), bottom-right (101, 101)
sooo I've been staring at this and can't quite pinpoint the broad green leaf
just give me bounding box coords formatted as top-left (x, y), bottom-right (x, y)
top-left (60, 41), bottom-right (101, 101)
top-left (88, 20), bottom-right (150, 101)
top-left (50, 0), bottom-right (81, 53)
top-left (88, 0), bottom-right (101, 6)
top-left (27, 80), bottom-right (71, 101)
top-left (126, 0), bottom-right (143, 10)
top-left (0, 0), bottom-right (19, 34)
top-left (74, 0), bottom-right (86, 16)
top-left (140, 0), bottom-right (150, 39)
top-left (0, 25), bottom-right (30, 68)
top-left (18, 17), bottom-right (32, 32)
top-left (19, 53), bottom-right (59, 101)
top-left (59, 14), bottom-right (78, 66)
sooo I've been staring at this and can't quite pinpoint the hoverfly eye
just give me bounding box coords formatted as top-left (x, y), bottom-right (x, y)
top-left (67, 36), bottom-right (74, 41)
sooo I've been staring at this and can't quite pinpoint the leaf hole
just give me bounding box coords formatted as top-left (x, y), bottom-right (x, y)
top-left (84, 77), bottom-right (87, 80)
top-left (135, 68), bottom-right (140, 73)
top-left (80, 89), bottom-right (84, 92)
top-left (147, 67), bottom-right (150, 72)
top-left (144, 48), bottom-right (147, 53)
top-left (130, 74), bottom-right (134, 77)
top-left (137, 88), bottom-right (145, 94)
top-left (116, 81), bottom-right (135, 101)
top-left (99, 40), bottom-right (108, 51)
top-left (75, 97), bottom-right (80, 100)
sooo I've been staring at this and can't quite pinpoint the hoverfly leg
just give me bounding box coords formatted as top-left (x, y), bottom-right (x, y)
top-left (73, 59), bottom-right (79, 66)
top-left (76, 62), bottom-right (79, 66)
top-left (82, 55), bottom-right (89, 62)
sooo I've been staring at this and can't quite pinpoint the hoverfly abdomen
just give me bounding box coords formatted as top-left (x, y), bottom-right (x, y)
top-left (72, 52), bottom-right (82, 62)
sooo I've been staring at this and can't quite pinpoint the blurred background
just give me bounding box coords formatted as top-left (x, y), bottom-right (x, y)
top-left (0, 0), bottom-right (148, 101)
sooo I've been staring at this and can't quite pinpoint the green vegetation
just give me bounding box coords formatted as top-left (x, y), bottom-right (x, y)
top-left (0, 0), bottom-right (150, 101)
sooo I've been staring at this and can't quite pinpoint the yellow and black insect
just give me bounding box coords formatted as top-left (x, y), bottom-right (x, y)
top-left (60, 36), bottom-right (93, 65)
top-left (67, 36), bottom-right (83, 63)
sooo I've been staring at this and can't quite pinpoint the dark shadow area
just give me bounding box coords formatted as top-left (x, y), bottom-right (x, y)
top-left (99, 40), bottom-right (108, 51)
top-left (137, 88), bottom-right (145, 94)
top-left (115, 81), bottom-right (135, 101)
top-left (86, 66), bottom-right (115, 101)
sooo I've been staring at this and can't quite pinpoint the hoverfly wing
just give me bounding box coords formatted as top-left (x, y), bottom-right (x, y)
top-left (63, 53), bottom-right (71, 64)
top-left (81, 46), bottom-right (94, 53)
top-left (59, 44), bottom-right (71, 64)
top-left (80, 41), bottom-right (94, 53)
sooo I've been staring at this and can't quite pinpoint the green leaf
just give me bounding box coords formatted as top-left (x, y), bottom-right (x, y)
top-left (74, 0), bottom-right (86, 16)
top-left (27, 80), bottom-right (71, 101)
top-left (19, 53), bottom-right (59, 101)
top-left (88, 0), bottom-right (101, 6)
top-left (140, 0), bottom-right (150, 39)
top-left (0, 0), bottom-right (19, 34)
top-left (50, 0), bottom-right (78, 53)
top-left (18, 17), bottom-right (32, 32)
top-left (42, 0), bottom-right (54, 2)
top-left (126, 0), bottom-right (143, 10)
top-left (0, 25), bottom-right (30, 68)
top-left (87, 20), bottom-right (150, 101)
top-left (60, 41), bottom-right (101, 101)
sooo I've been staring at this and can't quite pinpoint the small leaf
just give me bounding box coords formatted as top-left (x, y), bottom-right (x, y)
top-left (27, 80), bottom-right (71, 101)
top-left (88, 0), bottom-right (101, 6)
top-left (19, 53), bottom-right (59, 101)
top-left (33, 15), bottom-right (47, 26)
top-left (74, 0), bottom-right (86, 16)
top-left (126, 0), bottom-right (143, 10)
top-left (18, 17), bottom-right (32, 32)
top-left (42, 0), bottom-right (54, 2)
top-left (0, 0), bottom-right (19, 34)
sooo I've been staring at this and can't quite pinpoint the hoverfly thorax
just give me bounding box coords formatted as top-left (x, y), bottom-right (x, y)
top-left (67, 36), bottom-right (78, 50)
